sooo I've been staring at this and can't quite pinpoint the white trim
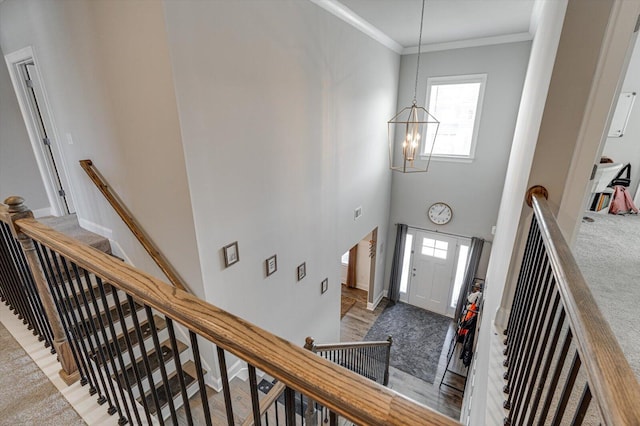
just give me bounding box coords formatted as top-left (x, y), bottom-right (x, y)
top-left (77, 217), bottom-right (113, 240)
top-left (4, 46), bottom-right (76, 216)
top-left (32, 207), bottom-right (52, 218)
top-left (402, 32), bottom-right (533, 55)
top-left (422, 73), bottom-right (487, 161)
top-left (308, 0), bottom-right (403, 54)
top-left (367, 290), bottom-right (386, 311)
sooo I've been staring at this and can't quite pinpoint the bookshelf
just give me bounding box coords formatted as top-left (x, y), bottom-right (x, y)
top-left (588, 189), bottom-right (614, 213)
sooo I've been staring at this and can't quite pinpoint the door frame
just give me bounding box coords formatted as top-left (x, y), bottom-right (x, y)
top-left (402, 228), bottom-right (471, 317)
top-left (5, 46), bottom-right (75, 216)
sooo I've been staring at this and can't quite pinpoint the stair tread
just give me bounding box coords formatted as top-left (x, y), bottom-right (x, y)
top-left (69, 283), bottom-right (113, 309)
top-left (138, 360), bottom-right (200, 416)
top-left (116, 339), bottom-right (188, 386)
top-left (74, 298), bottom-right (143, 338)
top-left (93, 315), bottom-right (166, 365)
top-left (39, 214), bottom-right (111, 254)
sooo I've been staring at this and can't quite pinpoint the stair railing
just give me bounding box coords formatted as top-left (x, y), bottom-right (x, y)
top-left (8, 196), bottom-right (459, 426)
top-left (79, 159), bottom-right (190, 293)
top-left (0, 197), bottom-right (79, 384)
top-left (304, 336), bottom-right (393, 386)
top-left (502, 186), bottom-right (640, 425)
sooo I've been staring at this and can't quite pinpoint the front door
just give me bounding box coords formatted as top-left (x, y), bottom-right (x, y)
top-left (407, 231), bottom-right (457, 315)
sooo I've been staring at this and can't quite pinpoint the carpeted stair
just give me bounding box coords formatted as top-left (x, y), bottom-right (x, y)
top-left (39, 214), bottom-right (112, 255)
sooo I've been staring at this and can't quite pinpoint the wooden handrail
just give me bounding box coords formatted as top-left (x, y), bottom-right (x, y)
top-left (14, 216), bottom-right (459, 425)
top-left (305, 336), bottom-right (392, 352)
top-left (531, 193), bottom-right (640, 424)
top-left (79, 159), bottom-right (190, 293)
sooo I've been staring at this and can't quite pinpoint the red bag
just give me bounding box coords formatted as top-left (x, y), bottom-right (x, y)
top-left (609, 185), bottom-right (639, 215)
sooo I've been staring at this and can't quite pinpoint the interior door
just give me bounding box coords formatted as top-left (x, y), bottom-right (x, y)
top-left (407, 231), bottom-right (457, 315)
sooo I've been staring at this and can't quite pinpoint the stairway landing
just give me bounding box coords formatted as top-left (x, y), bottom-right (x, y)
top-left (39, 214), bottom-right (111, 255)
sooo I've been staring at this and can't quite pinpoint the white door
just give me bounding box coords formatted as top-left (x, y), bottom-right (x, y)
top-left (5, 47), bottom-right (75, 216)
top-left (407, 232), bottom-right (457, 315)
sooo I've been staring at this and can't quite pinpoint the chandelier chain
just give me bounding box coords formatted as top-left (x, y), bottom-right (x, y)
top-left (413, 0), bottom-right (426, 104)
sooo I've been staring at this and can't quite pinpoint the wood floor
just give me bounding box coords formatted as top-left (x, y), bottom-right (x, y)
top-left (340, 285), bottom-right (464, 421)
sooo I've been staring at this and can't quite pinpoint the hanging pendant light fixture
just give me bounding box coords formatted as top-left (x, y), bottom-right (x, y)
top-left (388, 0), bottom-right (439, 173)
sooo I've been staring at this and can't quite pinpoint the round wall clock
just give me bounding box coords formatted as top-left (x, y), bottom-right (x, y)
top-left (428, 202), bottom-right (453, 225)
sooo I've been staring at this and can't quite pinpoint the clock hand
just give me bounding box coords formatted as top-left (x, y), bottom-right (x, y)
top-left (438, 206), bottom-right (446, 216)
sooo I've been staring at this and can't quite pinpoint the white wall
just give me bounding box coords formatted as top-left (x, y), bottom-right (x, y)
top-left (0, 46), bottom-right (49, 211)
top-left (162, 0), bottom-right (398, 345)
top-left (602, 41), bottom-right (640, 197)
top-left (384, 41), bottom-right (531, 295)
top-left (461, 1), bottom-right (568, 422)
top-left (0, 0), bottom-right (205, 298)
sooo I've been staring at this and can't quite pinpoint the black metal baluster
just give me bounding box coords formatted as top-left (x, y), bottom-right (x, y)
top-left (529, 307), bottom-right (566, 424)
top-left (191, 332), bottom-right (213, 425)
top-left (550, 352), bottom-right (581, 426)
top-left (111, 290), bottom-right (154, 425)
top-left (166, 318), bottom-right (192, 425)
top-left (505, 238), bottom-right (546, 377)
top-left (58, 261), bottom-right (113, 406)
top-left (3, 227), bottom-right (46, 339)
top-left (329, 410), bottom-right (338, 426)
top-left (504, 261), bottom-right (551, 409)
top-left (78, 269), bottom-right (131, 424)
top-left (299, 391), bottom-right (305, 426)
top-left (51, 251), bottom-right (117, 414)
top-left (33, 243), bottom-right (91, 388)
top-left (537, 329), bottom-right (573, 425)
top-left (512, 290), bottom-right (561, 425)
top-left (284, 386), bottom-right (295, 426)
top-left (0, 227), bottom-right (32, 326)
top-left (145, 305), bottom-right (178, 423)
top-left (505, 219), bottom-right (538, 340)
top-left (127, 295), bottom-right (164, 425)
top-left (248, 364), bottom-right (262, 426)
top-left (571, 384), bottom-right (592, 426)
top-left (215, 345), bottom-right (233, 426)
top-left (89, 269), bottom-right (141, 426)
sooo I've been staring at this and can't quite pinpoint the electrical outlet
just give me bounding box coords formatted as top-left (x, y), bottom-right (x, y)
top-left (491, 225), bottom-right (497, 235)
top-left (354, 206), bottom-right (362, 220)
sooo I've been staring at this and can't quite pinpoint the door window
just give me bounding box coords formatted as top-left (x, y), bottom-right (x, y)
top-left (421, 237), bottom-right (449, 259)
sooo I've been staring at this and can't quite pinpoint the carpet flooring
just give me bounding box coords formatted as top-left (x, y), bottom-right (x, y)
top-left (0, 321), bottom-right (84, 425)
top-left (364, 302), bottom-right (452, 384)
top-left (574, 212), bottom-right (640, 379)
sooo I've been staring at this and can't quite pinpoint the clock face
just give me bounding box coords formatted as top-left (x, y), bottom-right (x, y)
top-left (428, 202), bottom-right (452, 225)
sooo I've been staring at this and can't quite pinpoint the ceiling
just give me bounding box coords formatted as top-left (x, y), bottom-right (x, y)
top-left (332, 0), bottom-right (537, 51)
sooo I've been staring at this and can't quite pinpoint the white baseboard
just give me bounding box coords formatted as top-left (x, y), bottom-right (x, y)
top-left (32, 207), bottom-right (52, 218)
top-left (367, 290), bottom-right (387, 311)
top-left (210, 359), bottom-right (266, 391)
top-left (78, 217), bottom-right (113, 240)
top-left (108, 239), bottom-right (135, 266)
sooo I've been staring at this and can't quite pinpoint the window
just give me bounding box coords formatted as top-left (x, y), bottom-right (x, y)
top-left (450, 244), bottom-right (470, 308)
top-left (421, 238), bottom-right (448, 260)
top-left (423, 74), bottom-right (486, 160)
top-left (399, 234), bottom-right (413, 293)
top-left (341, 251), bottom-right (349, 265)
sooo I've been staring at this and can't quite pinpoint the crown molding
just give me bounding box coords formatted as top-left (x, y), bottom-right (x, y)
top-left (402, 32), bottom-right (533, 55)
top-left (309, 0), bottom-right (404, 54)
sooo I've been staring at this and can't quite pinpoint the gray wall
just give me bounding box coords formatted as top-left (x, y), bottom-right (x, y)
top-left (163, 0), bottom-right (399, 344)
top-left (0, 0), bottom-right (206, 299)
top-left (385, 41), bottom-right (531, 291)
top-left (0, 47), bottom-right (49, 211)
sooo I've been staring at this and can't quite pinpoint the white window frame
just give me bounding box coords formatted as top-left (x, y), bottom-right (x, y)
top-left (421, 73), bottom-right (487, 162)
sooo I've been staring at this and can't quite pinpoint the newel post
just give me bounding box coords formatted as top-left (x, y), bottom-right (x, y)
top-left (5, 196), bottom-right (79, 385)
top-left (303, 337), bottom-right (318, 425)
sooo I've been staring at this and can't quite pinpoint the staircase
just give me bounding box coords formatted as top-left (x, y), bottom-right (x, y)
top-left (38, 214), bottom-right (203, 424)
